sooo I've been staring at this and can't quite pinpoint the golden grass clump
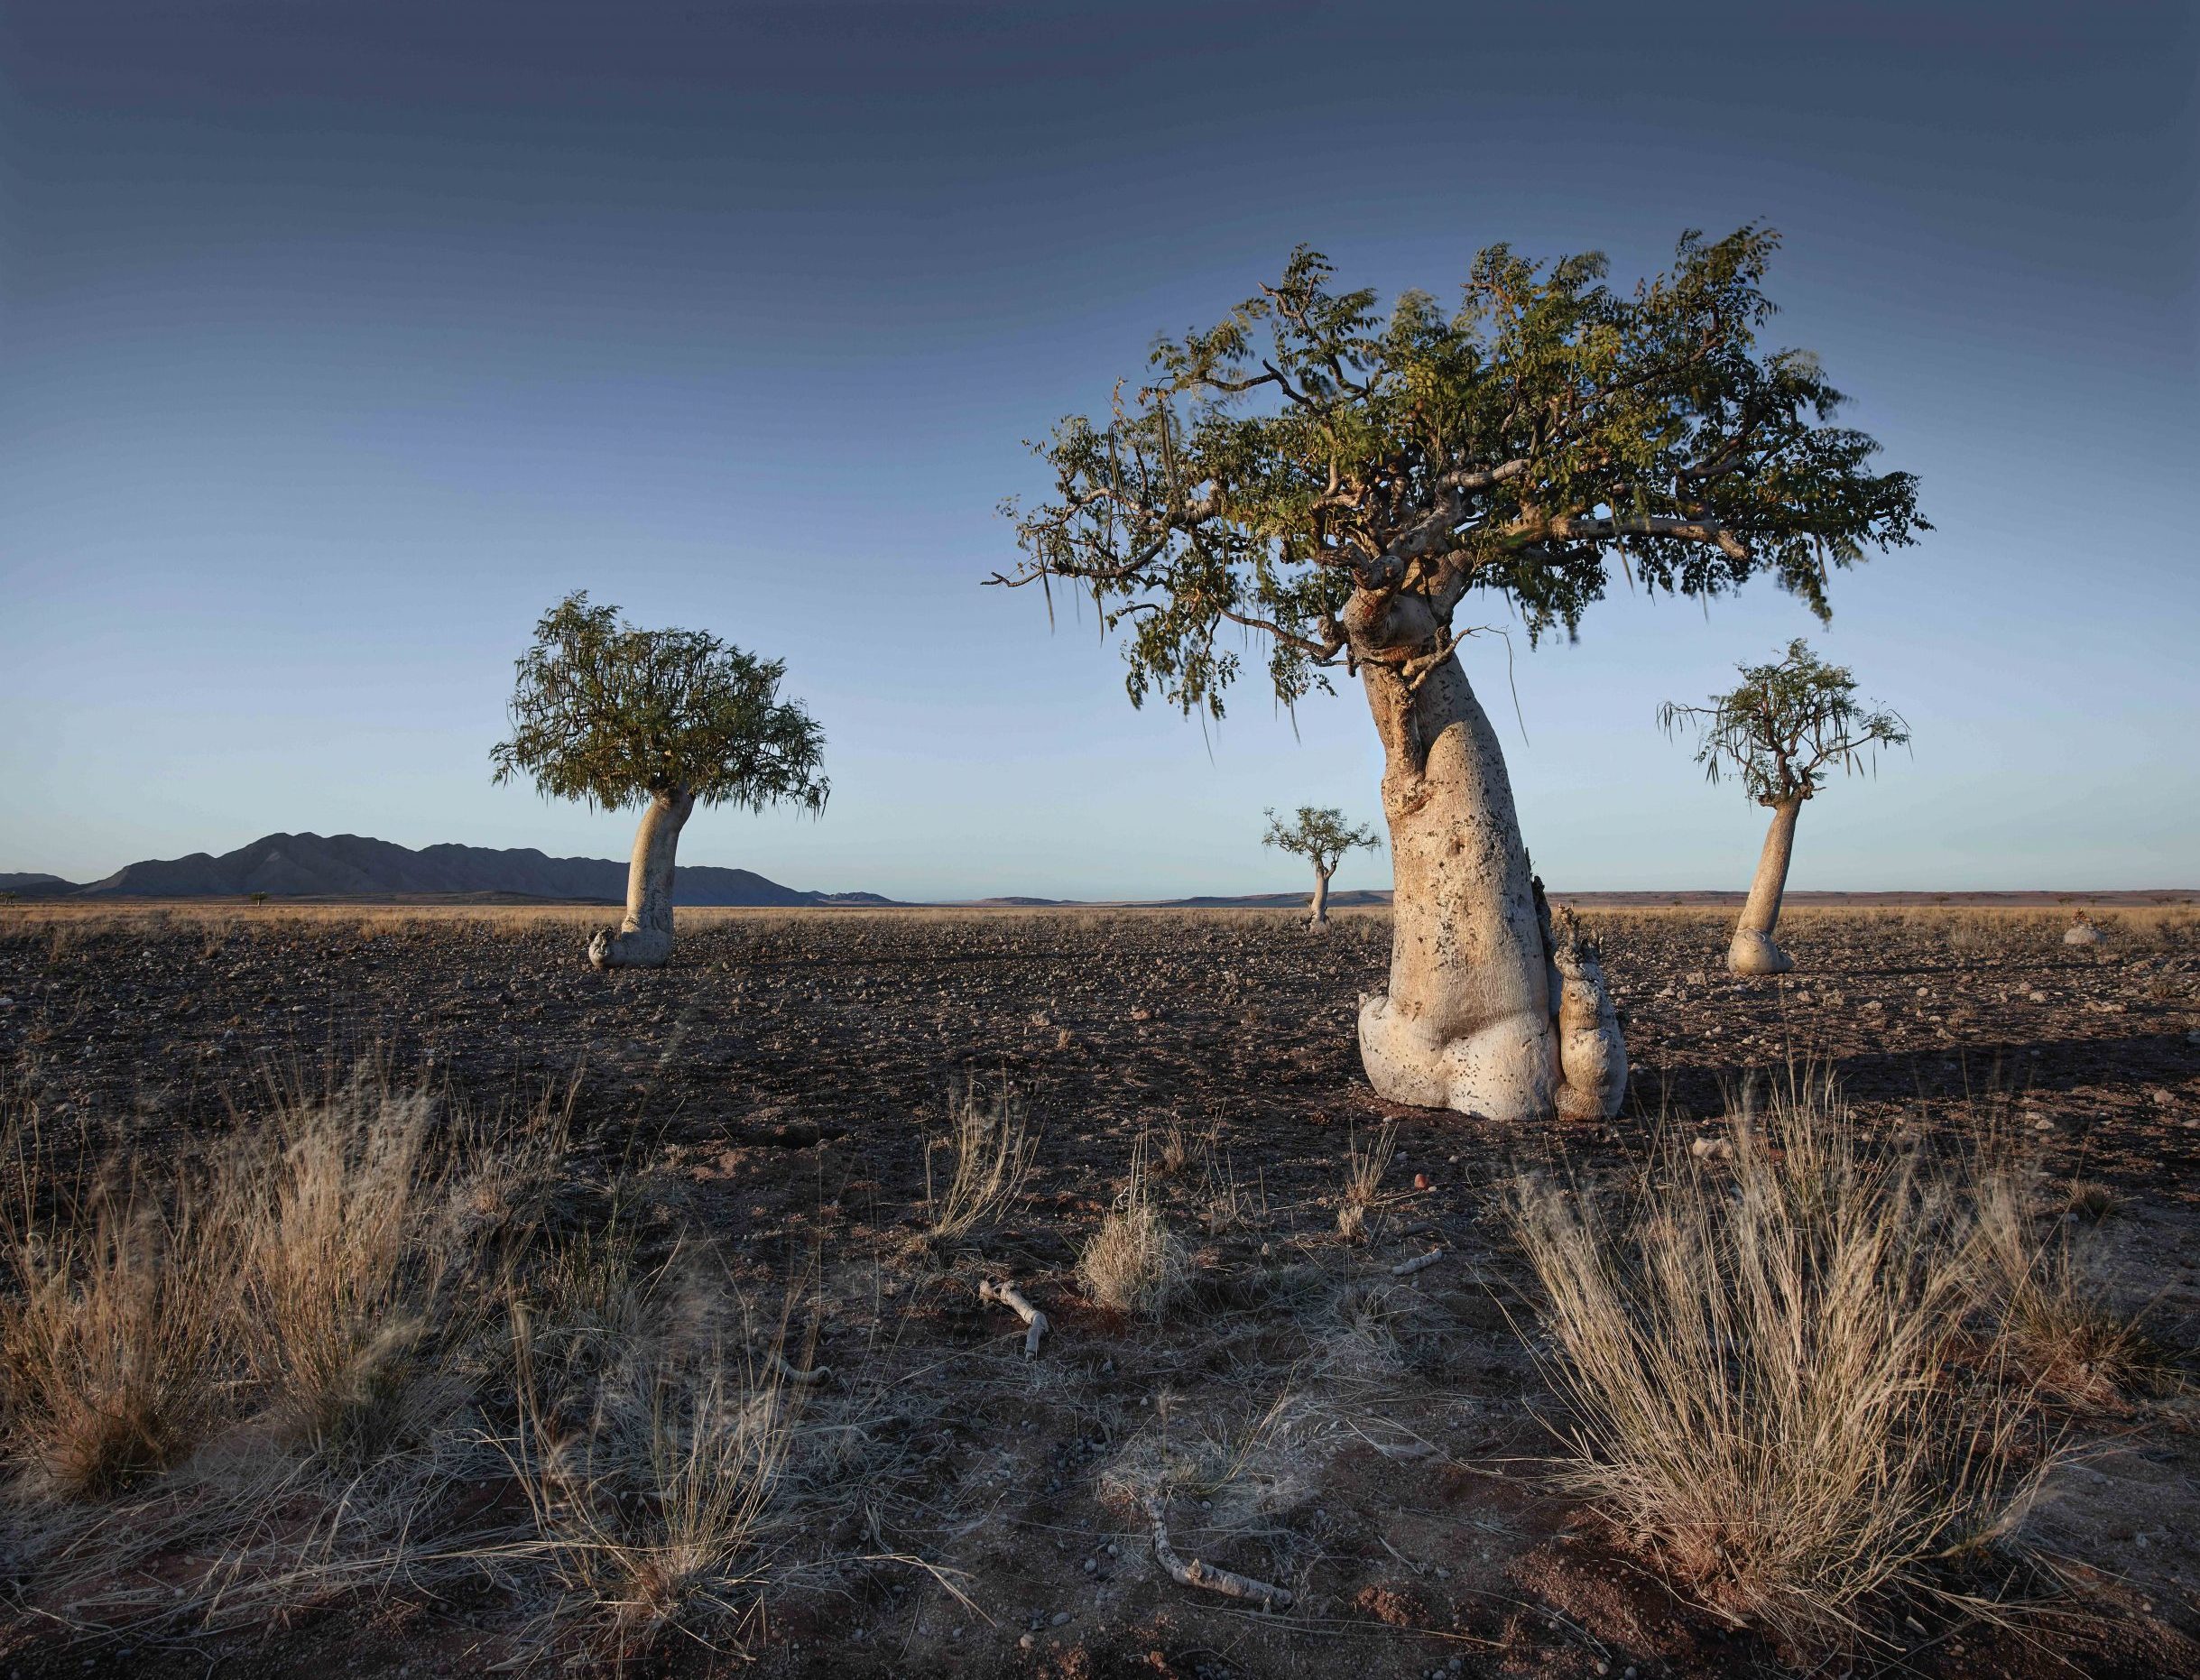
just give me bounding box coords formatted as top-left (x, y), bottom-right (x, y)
top-left (1972, 1169), bottom-right (2152, 1413)
top-left (921, 1075), bottom-right (1038, 1248)
top-left (1511, 1067), bottom-right (2051, 1651)
top-left (0, 1168), bottom-right (238, 1496)
top-left (1335, 1121), bottom-right (1397, 1243)
top-left (1077, 1141), bottom-right (1186, 1315)
top-left (502, 1324), bottom-right (791, 1661)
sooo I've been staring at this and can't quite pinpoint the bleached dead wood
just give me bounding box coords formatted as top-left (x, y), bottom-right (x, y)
top-left (1391, 1248), bottom-right (1446, 1278)
top-left (979, 1278), bottom-right (1049, 1359)
top-left (763, 1350), bottom-right (831, 1387)
top-left (1142, 1493), bottom-right (1292, 1611)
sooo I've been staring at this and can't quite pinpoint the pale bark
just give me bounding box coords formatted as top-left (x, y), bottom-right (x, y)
top-left (1307, 868), bottom-right (1332, 933)
top-left (1347, 590), bottom-right (1626, 1122)
top-left (588, 786), bottom-right (695, 970)
top-left (1728, 798), bottom-right (1801, 975)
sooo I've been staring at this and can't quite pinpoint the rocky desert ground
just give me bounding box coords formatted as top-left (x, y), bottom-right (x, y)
top-left (2, 900), bottom-right (2197, 1679)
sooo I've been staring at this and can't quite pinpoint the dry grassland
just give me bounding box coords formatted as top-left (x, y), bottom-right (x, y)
top-left (1, 903), bottom-right (2196, 1680)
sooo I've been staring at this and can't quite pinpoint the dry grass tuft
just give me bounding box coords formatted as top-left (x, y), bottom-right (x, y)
top-left (1, 1162), bottom-right (238, 1496)
top-left (1335, 1121), bottom-right (1397, 1243)
top-left (1511, 1066), bottom-right (2053, 1651)
top-left (1077, 1141), bottom-right (1186, 1315)
top-left (501, 1320), bottom-right (790, 1662)
top-left (921, 1075), bottom-right (1039, 1249)
top-left (1974, 1172), bottom-right (2153, 1413)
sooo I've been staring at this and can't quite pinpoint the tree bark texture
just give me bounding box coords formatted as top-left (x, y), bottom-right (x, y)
top-left (588, 787), bottom-right (695, 970)
top-left (1727, 797), bottom-right (1801, 975)
top-left (1346, 590), bottom-right (1626, 1122)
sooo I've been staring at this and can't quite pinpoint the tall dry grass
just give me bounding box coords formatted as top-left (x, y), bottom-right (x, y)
top-left (499, 1315), bottom-right (791, 1659)
top-left (1511, 1067), bottom-right (2057, 1650)
top-left (1334, 1121), bottom-right (1398, 1243)
top-left (921, 1075), bottom-right (1039, 1249)
top-left (1, 1154), bottom-right (240, 1496)
top-left (1077, 1138), bottom-right (1186, 1315)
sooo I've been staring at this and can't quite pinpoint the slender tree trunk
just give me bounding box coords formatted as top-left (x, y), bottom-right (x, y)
top-left (1347, 591), bottom-right (1626, 1122)
top-left (1308, 868), bottom-right (1332, 932)
top-left (588, 786), bottom-right (695, 970)
top-left (1727, 797), bottom-right (1801, 975)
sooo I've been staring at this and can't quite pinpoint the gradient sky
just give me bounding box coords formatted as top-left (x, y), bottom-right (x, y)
top-left (2, 1), bottom-right (2194, 900)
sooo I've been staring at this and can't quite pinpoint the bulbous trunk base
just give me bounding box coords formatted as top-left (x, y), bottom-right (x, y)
top-left (1726, 929), bottom-right (1794, 975)
top-left (586, 788), bottom-right (693, 972)
top-left (1345, 603), bottom-right (1627, 1123)
top-left (1358, 927), bottom-right (1625, 1122)
top-left (588, 927), bottom-right (674, 970)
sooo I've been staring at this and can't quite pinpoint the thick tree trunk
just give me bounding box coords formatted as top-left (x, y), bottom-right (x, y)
top-left (1727, 798), bottom-right (1801, 975)
top-left (1308, 869), bottom-right (1332, 932)
top-left (587, 787), bottom-right (694, 971)
top-left (1347, 592), bottom-right (1625, 1122)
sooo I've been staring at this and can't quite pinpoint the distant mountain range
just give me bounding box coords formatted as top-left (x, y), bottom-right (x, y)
top-left (1, 833), bottom-right (895, 907)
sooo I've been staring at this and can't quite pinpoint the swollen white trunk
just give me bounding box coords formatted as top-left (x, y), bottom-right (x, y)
top-left (587, 787), bottom-right (694, 971)
top-left (1727, 798), bottom-right (1801, 976)
top-left (1308, 869), bottom-right (1332, 933)
top-left (1348, 593), bottom-right (1625, 1123)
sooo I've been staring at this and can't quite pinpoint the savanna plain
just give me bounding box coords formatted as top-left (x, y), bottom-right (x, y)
top-left (3, 900), bottom-right (2199, 1680)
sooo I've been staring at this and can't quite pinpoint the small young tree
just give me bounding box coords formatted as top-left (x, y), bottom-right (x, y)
top-left (994, 228), bottom-right (1922, 1122)
top-left (492, 592), bottom-right (827, 970)
top-left (1263, 806), bottom-right (1380, 931)
top-left (1659, 639), bottom-right (1909, 975)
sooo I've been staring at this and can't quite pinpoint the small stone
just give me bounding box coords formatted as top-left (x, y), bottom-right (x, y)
top-left (1051, 1611), bottom-right (1071, 1627)
top-left (1083, 1557), bottom-right (1096, 1573)
top-left (1019, 1633), bottom-right (1035, 1649)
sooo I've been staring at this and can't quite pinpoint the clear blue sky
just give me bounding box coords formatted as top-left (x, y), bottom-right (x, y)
top-left (3, 1), bottom-right (2194, 900)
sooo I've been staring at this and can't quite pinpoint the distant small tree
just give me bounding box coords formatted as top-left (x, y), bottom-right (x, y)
top-left (1263, 806), bottom-right (1380, 932)
top-left (1660, 639), bottom-right (1908, 974)
top-left (492, 592), bottom-right (828, 970)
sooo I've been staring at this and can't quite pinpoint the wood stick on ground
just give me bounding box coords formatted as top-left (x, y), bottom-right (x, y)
top-left (1391, 1248), bottom-right (1446, 1278)
top-left (979, 1278), bottom-right (1049, 1359)
top-left (764, 1350), bottom-right (832, 1387)
top-left (1143, 1493), bottom-right (1293, 1611)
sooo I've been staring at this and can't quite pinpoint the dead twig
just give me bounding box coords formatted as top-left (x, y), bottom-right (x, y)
top-left (1142, 1492), bottom-right (1292, 1611)
top-left (979, 1278), bottom-right (1049, 1360)
top-left (764, 1350), bottom-right (831, 1387)
top-left (1391, 1249), bottom-right (1446, 1278)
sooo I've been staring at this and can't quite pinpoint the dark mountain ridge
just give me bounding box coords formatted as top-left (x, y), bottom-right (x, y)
top-left (16, 833), bottom-right (893, 907)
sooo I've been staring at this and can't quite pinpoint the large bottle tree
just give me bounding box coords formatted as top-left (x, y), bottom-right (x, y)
top-left (1660, 639), bottom-right (1909, 975)
top-left (994, 227), bottom-right (1923, 1122)
top-left (492, 592), bottom-right (828, 970)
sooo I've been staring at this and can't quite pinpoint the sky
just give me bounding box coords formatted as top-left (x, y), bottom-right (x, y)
top-left (1, 0), bottom-right (2194, 900)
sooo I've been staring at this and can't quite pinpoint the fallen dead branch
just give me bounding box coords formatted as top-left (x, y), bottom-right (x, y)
top-left (1391, 1249), bottom-right (1445, 1278)
top-left (1142, 1492), bottom-right (1292, 1611)
top-left (763, 1350), bottom-right (831, 1387)
top-left (978, 1278), bottom-right (1049, 1359)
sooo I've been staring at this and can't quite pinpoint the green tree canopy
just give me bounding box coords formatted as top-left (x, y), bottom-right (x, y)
top-left (994, 227), bottom-right (1925, 716)
top-left (1263, 806), bottom-right (1382, 876)
top-left (491, 592), bottom-right (829, 814)
top-left (1659, 638), bottom-right (1909, 807)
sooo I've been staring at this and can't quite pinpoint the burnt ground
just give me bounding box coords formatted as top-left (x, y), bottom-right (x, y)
top-left (2, 902), bottom-right (2199, 1679)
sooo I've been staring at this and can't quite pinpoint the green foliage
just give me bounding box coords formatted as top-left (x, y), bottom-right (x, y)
top-left (1262, 805), bottom-right (1381, 878)
top-left (996, 228), bottom-right (1925, 717)
top-left (491, 593), bottom-right (828, 815)
top-left (1659, 639), bottom-right (1909, 807)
